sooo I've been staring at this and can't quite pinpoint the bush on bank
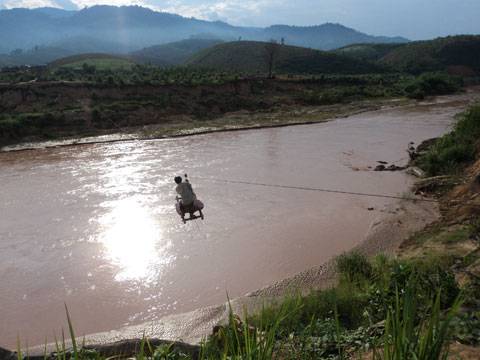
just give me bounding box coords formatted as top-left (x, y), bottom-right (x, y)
top-left (417, 104), bottom-right (480, 176)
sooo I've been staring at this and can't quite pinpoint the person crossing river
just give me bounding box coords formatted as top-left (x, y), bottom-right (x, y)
top-left (175, 175), bottom-right (204, 223)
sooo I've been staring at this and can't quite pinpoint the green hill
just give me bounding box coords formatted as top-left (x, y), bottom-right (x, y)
top-left (187, 41), bottom-right (382, 75)
top-left (333, 43), bottom-right (405, 62)
top-left (380, 35), bottom-right (480, 75)
top-left (129, 38), bottom-right (224, 66)
top-left (49, 53), bottom-right (135, 70)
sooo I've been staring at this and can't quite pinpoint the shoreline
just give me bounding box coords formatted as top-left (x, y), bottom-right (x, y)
top-left (1, 97), bottom-right (410, 153)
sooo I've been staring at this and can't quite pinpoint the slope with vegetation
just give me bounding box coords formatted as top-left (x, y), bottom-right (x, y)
top-left (187, 41), bottom-right (383, 75)
top-left (48, 54), bottom-right (134, 70)
top-left (380, 35), bottom-right (480, 75)
top-left (0, 70), bottom-right (416, 146)
top-left (130, 39), bottom-right (224, 66)
top-left (333, 43), bottom-right (405, 62)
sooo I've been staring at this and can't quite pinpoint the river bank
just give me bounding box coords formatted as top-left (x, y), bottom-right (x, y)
top-left (1, 96), bottom-right (408, 152)
top-left (0, 73), bottom-right (430, 149)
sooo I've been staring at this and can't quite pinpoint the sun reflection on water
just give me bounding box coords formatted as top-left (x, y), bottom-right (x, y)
top-left (99, 197), bottom-right (173, 282)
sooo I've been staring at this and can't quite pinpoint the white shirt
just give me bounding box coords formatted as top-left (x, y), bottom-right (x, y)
top-left (176, 182), bottom-right (196, 205)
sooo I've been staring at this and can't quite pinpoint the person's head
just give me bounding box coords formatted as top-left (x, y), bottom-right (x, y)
top-left (174, 176), bottom-right (182, 184)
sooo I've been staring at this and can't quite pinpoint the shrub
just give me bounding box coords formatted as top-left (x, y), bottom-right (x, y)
top-left (336, 251), bottom-right (373, 283)
top-left (366, 257), bottom-right (460, 324)
top-left (405, 73), bottom-right (462, 99)
top-left (417, 104), bottom-right (480, 175)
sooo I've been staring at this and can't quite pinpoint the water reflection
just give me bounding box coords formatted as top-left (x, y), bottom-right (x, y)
top-left (98, 197), bottom-right (173, 282)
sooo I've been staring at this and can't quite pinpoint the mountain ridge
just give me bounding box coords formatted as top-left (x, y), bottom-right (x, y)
top-left (0, 5), bottom-right (408, 54)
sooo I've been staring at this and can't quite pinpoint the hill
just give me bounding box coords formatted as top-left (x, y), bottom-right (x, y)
top-left (49, 53), bottom-right (134, 70)
top-left (380, 35), bottom-right (480, 75)
top-left (129, 39), bottom-right (224, 66)
top-left (0, 5), bottom-right (408, 57)
top-left (333, 43), bottom-right (405, 62)
top-left (187, 41), bottom-right (382, 75)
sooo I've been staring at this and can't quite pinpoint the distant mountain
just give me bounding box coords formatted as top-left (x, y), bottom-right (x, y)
top-left (130, 39), bottom-right (224, 66)
top-left (0, 5), bottom-right (408, 57)
top-left (187, 41), bottom-right (383, 75)
top-left (35, 7), bottom-right (77, 17)
top-left (264, 24), bottom-right (407, 50)
top-left (0, 46), bottom-right (74, 67)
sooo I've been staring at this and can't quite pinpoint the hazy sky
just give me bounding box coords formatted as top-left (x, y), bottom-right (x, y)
top-left (1, 0), bottom-right (479, 40)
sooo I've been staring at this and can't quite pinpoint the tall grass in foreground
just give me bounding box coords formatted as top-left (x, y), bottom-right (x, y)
top-left (375, 282), bottom-right (461, 360)
top-left (15, 254), bottom-right (461, 360)
top-left (199, 300), bottom-right (296, 360)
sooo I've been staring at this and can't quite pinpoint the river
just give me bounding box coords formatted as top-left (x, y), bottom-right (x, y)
top-left (0, 94), bottom-right (472, 348)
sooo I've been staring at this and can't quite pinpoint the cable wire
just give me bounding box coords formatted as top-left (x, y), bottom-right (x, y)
top-left (196, 176), bottom-right (440, 203)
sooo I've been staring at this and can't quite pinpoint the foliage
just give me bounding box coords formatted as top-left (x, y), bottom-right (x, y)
top-left (365, 256), bottom-right (459, 324)
top-left (404, 73), bottom-right (462, 100)
top-left (376, 282), bottom-right (461, 360)
top-left (336, 252), bottom-right (373, 283)
top-left (153, 344), bottom-right (190, 360)
top-left (14, 254), bottom-right (466, 360)
top-left (0, 63), bottom-right (244, 86)
top-left (380, 35), bottom-right (480, 75)
top-left (417, 104), bottom-right (480, 175)
top-left (334, 43), bottom-right (404, 62)
top-left (187, 40), bottom-right (383, 75)
top-left (199, 301), bottom-right (287, 360)
top-left (130, 39), bottom-right (224, 66)
top-left (450, 311), bottom-right (480, 346)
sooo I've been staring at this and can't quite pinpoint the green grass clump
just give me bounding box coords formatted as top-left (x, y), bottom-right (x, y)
top-left (377, 281), bottom-right (461, 360)
top-left (418, 104), bottom-right (480, 175)
top-left (336, 252), bottom-right (373, 284)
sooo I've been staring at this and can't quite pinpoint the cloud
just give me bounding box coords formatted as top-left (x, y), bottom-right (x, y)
top-left (1, 0), bottom-right (57, 8)
top-left (0, 0), bottom-right (79, 8)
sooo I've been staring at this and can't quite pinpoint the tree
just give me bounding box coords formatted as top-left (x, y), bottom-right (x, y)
top-left (264, 39), bottom-right (280, 79)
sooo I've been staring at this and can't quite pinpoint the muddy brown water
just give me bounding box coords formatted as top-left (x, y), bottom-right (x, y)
top-left (0, 95), bottom-right (473, 348)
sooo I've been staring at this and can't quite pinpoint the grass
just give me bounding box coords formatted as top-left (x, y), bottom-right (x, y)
top-left (376, 283), bottom-right (461, 360)
top-left (336, 251), bottom-right (373, 283)
top-left (417, 104), bottom-right (480, 176)
top-left (13, 253), bottom-right (470, 360)
top-left (61, 58), bottom-right (134, 71)
top-left (49, 54), bottom-right (134, 70)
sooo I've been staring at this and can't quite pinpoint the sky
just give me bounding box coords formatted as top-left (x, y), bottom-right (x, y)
top-left (0, 0), bottom-right (479, 40)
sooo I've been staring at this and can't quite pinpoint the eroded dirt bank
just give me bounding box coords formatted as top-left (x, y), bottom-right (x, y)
top-left (0, 77), bottom-right (398, 147)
